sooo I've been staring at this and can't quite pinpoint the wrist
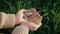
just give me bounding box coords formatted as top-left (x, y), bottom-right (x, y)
top-left (15, 16), bottom-right (20, 25)
top-left (20, 22), bottom-right (36, 31)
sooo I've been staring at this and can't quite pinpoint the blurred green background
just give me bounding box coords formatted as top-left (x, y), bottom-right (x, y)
top-left (0, 0), bottom-right (60, 34)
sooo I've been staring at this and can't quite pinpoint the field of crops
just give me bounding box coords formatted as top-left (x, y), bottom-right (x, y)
top-left (0, 0), bottom-right (60, 34)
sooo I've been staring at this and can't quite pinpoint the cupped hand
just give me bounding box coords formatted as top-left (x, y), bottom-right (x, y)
top-left (15, 9), bottom-right (27, 25)
top-left (19, 8), bottom-right (42, 31)
top-left (27, 8), bottom-right (42, 25)
top-left (15, 8), bottom-right (42, 31)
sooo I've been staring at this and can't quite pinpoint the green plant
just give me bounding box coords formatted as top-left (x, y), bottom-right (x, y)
top-left (0, 0), bottom-right (60, 34)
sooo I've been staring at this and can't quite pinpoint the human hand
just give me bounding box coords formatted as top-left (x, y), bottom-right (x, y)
top-left (27, 8), bottom-right (42, 25)
top-left (15, 9), bottom-right (27, 25)
top-left (15, 8), bottom-right (42, 31)
top-left (20, 8), bottom-right (42, 31)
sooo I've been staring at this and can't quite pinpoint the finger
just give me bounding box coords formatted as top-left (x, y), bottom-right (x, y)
top-left (16, 9), bottom-right (27, 18)
top-left (36, 12), bottom-right (41, 18)
top-left (18, 9), bottom-right (27, 13)
top-left (28, 8), bottom-right (37, 18)
top-left (17, 9), bottom-right (27, 16)
top-left (35, 12), bottom-right (42, 23)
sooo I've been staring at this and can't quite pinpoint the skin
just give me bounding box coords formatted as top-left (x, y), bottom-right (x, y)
top-left (27, 8), bottom-right (42, 25)
top-left (15, 8), bottom-right (42, 31)
top-left (15, 9), bottom-right (27, 24)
